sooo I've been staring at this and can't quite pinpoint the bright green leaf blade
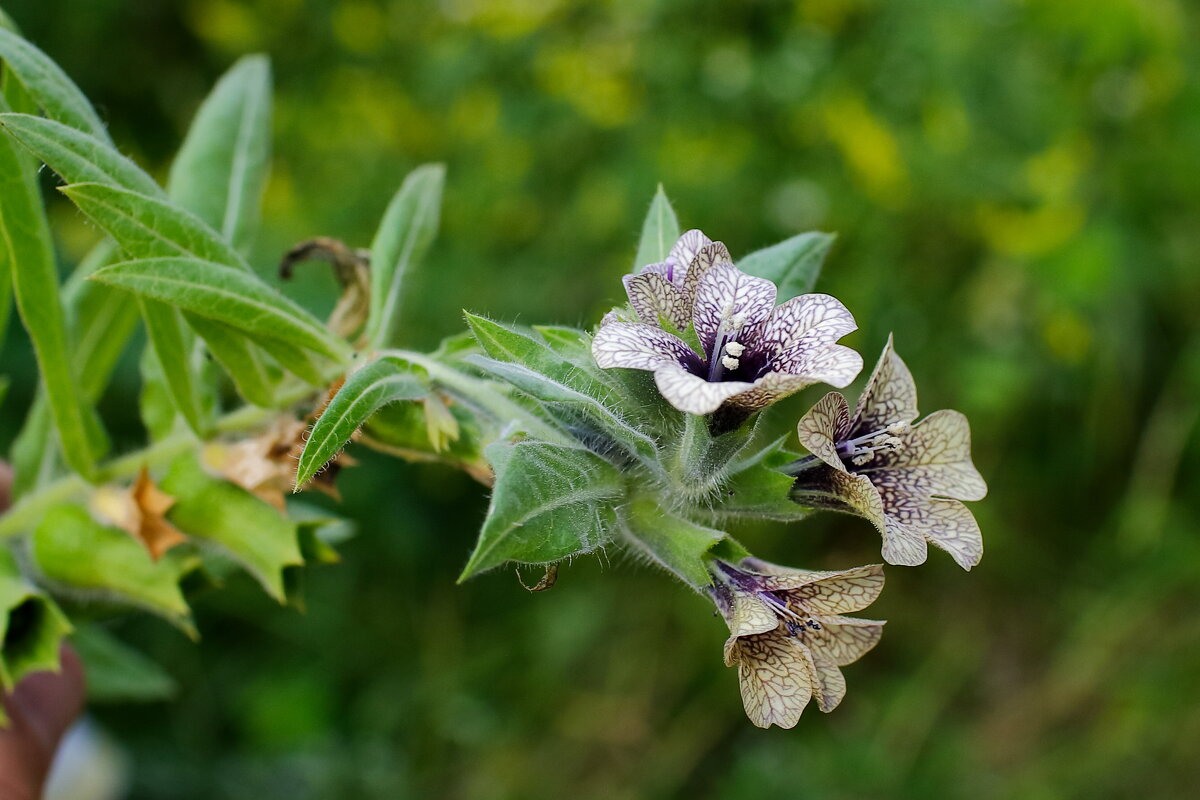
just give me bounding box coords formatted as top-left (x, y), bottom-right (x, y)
top-left (296, 356), bottom-right (428, 487)
top-left (738, 231), bottom-right (836, 301)
top-left (459, 440), bottom-right (623, 580)
top-left (0, 27), bottom-right (109, 141)
top-left (168, 55), bottom-right (271, 252)
top-left (0, 113), bottom-right (161, 195)
top-left (61, 182), bottom-right (248, 269)
top-left (90, 256), bottom-right (352, 361)
top-left (367, 163), bottom-right (445, 348)
top-left (161, 455), bottom-right (303, 603)
top-left (715, 462), bottom-right (809, 522)
top-left (619, 496), bottom-right (725, 590)
top-left (0, 102), bottom-right (97, 478)
top-left (71, 625), bottom-right (178, 703)
top-left (32, 506), bottom-right (194, 631)
top-left (0, 547), bottom-right (72, 691)
top-left (186, 313), bottom-right (277, 407)
top-left (139, 298), bottom-right (208, 435)
top-left (633, 184), bottom-right (680, 270)
top-left (256, 336), bottom-right (329, 387)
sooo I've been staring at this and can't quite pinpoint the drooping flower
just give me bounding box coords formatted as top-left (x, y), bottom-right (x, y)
top-left (787, 336), bottom-right (987, 569)
top-left (708, 557), bottom-right (885, 729)
top-left (593, 231), bottom-right (862, 422)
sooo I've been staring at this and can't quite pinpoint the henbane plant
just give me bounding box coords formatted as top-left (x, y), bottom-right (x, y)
top-left (0, 28), bottom-right (985, 728)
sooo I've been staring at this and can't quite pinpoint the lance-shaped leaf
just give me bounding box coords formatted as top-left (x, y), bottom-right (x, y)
top-left (139, 298), bottom-right (209, 435)
top-left (459, 440), bottom-right (623, 580)
top-left (466, 313), bottom-right (618, 403)
top-left (61, 182), bottom-right (249, 270)
top-left (70, 625), bottom-right (177, 703)
top-left (633, 184), bottom-right (681, 269)
top-left (465, 355), bottom-right (659, 465)
top-left (168, 55), bottom-right (272, 253)
top-left (0, 27), bottom-right (109, 141)
top-left (0, 101), bottom-right (98, 478)
top-left (185, 315), bottom-right (277, 407)
top-left (0, 113), bottom-right (161, 195)
top-left (296, 356), bottom-right (428, 487)
top-left (366, 163), bottom-right (445, 348)
top-left (256, 336), bottom-right (329, 387)
top-left (619, 497), bottom-right (727, 589)
top-left (89, 256), bottom-right (353, 361)
top-left (161, 455), bottom-right (302, 603)
top-left (0, 548), bottom-right (72, 693)
top-left (32, 506), bottom-right (195, 632)
top-left (738, 231), bottom-right (835, 302)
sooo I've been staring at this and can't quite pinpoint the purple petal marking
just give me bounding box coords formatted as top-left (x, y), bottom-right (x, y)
top-left (758, 294), bottom-right (859, 370)
top-left (652, 363), bottom-right (754, 415)
top-left (796, 392), bottom-right (854, 471)
top-left (692, 263), bottom-right (777, 356)
top-left (623, 272), bottom-right (690, 330)
top-left (859, 410), bottom-right (987, 502)
top-left (592, 321), bottom-right (698, 372)
top-left (851, 334), bottom-right (919, 436)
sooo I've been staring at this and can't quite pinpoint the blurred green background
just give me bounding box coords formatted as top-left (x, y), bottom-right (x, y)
top-left (3, 0), bottom-right (1200, 797)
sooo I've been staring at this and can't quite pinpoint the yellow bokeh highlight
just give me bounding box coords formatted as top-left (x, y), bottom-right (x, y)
top-left (921, 96), bottom-right (970, 155)
top-left (440, 0), bottom-right (566, 39)
top-left (820, 92), bottom-right (909, 207)
top-left (1042, 307), bottom-right (1092, 363)
top-left (332, 1), bottom-right (388, 55)
top-left (1024, 137), bottom-right (1091, 203)
top-left (533, 41), bottom-right (639, 127)
top-left (186, 0), bottom-right (263, 53)
top-left (657, 126), bottom-right (752, 187)
top-left (975, 203), bottom-right (1086, 259)
top-left (449, 87), bottom-right (502, 143)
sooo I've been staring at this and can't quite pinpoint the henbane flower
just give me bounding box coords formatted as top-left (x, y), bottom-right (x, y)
top-left (593, 230), bottom-right (863, 422)
top-left (708, 557), bottom-right (885, 729)
top-left (786, 337), bottom-right (988, 569)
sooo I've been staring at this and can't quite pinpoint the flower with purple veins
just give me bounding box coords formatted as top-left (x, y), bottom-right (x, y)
top-left (593, 231), bottom-right (863, 425)
top-left (786, 336), bottom-right (988, 570)
top-left (708, 557), bottom-right (885, 729)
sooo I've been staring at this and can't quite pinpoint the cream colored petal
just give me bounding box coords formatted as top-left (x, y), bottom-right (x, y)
top-left (810, 653), bottom-right (847, 713)
top-left (727, 630), bottom-right (816, 729)
top-left (623, 272), bottom-right (690, 330)
top-left (796, 392), bottom-right (854, 471)
top-left (652, 363), bottom-right (754, 415)
top-left (727, 588), bottom-right (780, 638)
top-left (780, 564), bottom-right (885, 615)
top-left (668, 229), bottom-right (713, 274)
top-left (882, 514), bottom-right (930, 566)
top-left (758, 294), bottom-right (859, 368)
top-left (592, 321), bottom-right (697, 372)
top-left (874, 487), bottom-right (983, 570)
top-left (865, 409), bottom-right (987, 501)
top-left (692, 263), bottom-right (777, 356)
top-left (681, 241), bottom-right (734, 308)
top-left (791, 466), bottom-right (888, 533)
top-left (803, 614), bottom-right (886, 666)
top-left (851, 334), bottom-right (919, 435)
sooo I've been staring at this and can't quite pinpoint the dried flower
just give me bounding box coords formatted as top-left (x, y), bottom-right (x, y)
top-left (593, 230), bottom-right (862, 421)
top-left (788, 336), bottom-right (987, 569)
top-left (709, 557), bottom-right (885, 728)
top-left (90, 467), bottom-right (187, 560)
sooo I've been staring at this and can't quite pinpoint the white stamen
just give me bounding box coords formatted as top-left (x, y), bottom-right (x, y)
top-left (724, 341), bottom-right (745, 357)
top-left (721, 355), bottom-right (740, 371)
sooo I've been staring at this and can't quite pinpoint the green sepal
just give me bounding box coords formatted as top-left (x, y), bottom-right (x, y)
top-left (618, 496), bottom-right (727, 590)
top-left (0, 547), bottom-right (72, 692)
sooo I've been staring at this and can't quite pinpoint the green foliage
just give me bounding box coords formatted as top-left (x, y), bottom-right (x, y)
top-left (0, 26), bottom-right (108, 141)
top-left (0, 547), bottom-right (70, 693)
top-left (459, 439), bottom-right (624, 579)
top-left (633, 183), bottom-right (681, 269)
top-left (366, 163), bottom-right (445, 349)
top-left (70, 624), bottom-right (178, 703)
top-left (739, 231), bottom-right (836, 302)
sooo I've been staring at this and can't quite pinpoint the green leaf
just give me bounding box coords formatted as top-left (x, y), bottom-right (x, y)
top-left (90, 256), bottom-right (352, 361)
top-left (0, 27), bottom-right (109, 141)
top-left (0, 113), bottom-right (161, 195)
top-left (633, 184), bottom-right (680, 269)
top-left (161, 455), bottom-right (303, 602)
top-left (366, 163), bottom-right (445, 349)
top-left (185, 314), bottom-right (277, 407)
top-left (714, 462), bottom-right (809, 522)
top-left (61, 182), bottom-right (248, 269)
top-left (138, 344), bottom-right (177, 441)
top-left (465, 355), bottom-right (659, 465)
top-left (459, 440), bottom-right (623, 580)
top-left (296, 356), bottom-right (428, 487)
top-left (168, 55), bottom-right (272, 252)
top-left (0, 100), bottom-right (98, 478)
top-left (139, 298), bottom-right (208, 435)
top-left (619, 496), bottom-right (725, 590)
top-left (256, 336), bottom-right (329, 387)
top-left (32, 506), bottom-right (194, 631)
top-left (0, 547), bottom-right (72, 691)
top-left (738, 231), bottom-right (836, 301)
top-left (71, 625), bottom-right (177, 703)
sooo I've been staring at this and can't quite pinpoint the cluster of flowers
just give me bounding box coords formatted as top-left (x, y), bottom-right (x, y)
top-left (592, 231), bottom-right (986, 728)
